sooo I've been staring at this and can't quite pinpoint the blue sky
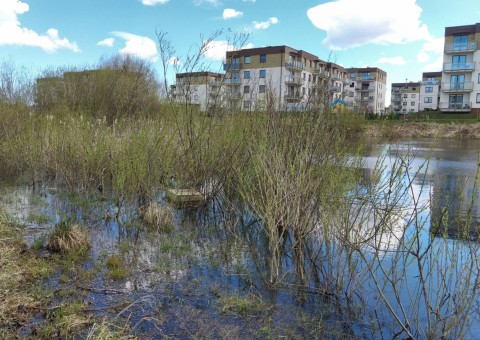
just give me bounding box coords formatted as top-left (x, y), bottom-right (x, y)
top-left (2, 0), bottom-right (480, 104)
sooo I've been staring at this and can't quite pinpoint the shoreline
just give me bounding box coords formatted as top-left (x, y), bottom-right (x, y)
top-left (361, 121), bottom-right (480, 139)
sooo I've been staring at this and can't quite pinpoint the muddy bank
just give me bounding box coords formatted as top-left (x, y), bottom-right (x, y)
top-left (362, 121), bottom-right (480, 139)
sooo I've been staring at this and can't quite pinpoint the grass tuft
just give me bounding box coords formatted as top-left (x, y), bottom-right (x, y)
top-left (139, 201), bottom-right (174, 231)
top-left (47, 220), bottom-right (90, 254)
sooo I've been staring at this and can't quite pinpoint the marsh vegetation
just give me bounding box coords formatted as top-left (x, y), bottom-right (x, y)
top-left (1, 33), bottom-right (480, 338)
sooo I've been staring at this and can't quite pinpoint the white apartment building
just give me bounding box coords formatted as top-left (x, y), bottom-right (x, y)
top-left (223, 45), bottom-right (349, 112)
top-left (439, 23), bottom-right (480, 113)
top-left (419, 72), bottom-right (441, 111)
top-left (391, 82), bottom-right (421, 113)
top-left (172, 72), bottom-right (223, 111)
top-left (345, 67), bottom-right (387, 115)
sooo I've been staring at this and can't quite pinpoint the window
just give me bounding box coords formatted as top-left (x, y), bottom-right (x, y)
top-left (232, 57), bottom-right (240, 64)
top-left (412, 94), bottom-right (416, 98)
top-left (259, 85), bottom-right (266, 93)
top-left (308, 74), bottom-right (311, 82)
top-left (411, 101), bottom-right (415, 106)
top-left (243, 100), bottom-right (251, 109)
top-left (452, 55), bottom-right (466, 69)
top-left (244, 71), bottom-right (250, 79)
top-left (260, 54), bottom-right (266, 63)
top-left (477, 93), bottom-right (480, 103)
top-left (424, 97), bottom-right (432, 103)
top-left (244, 56), bottom-right (251, 64)
top-left (302, 73), bottom-right (306, 80)
top-left (259, 69), bottom-right (266, 78)
top-left (244, 85), bottom-right (250, 94)
top-left (478, 73), bottom-right (480, 83)
top-left (403, 102), bottom-right (407, 106)
top-left (454, 35), bottom-right (468, 51)
top-left (403, 94), bottom-right (408, 98)
top-left (425, 87), bottom-right (433, 93)
top-left (350, 72), bottom-right (356, 79)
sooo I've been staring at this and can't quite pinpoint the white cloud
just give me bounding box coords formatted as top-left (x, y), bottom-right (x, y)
top-left (377, 56), bottom-right (406, 65)
top-left (223, 8), bottom-right (243, 20)
top-left (307, 0), bottom-right (430, 50)
top-left (141, 0), bottom-right (169, 5)
top-left (243, 0), bottom-right (255, 2)
top-left (194, 0), bottom-right (220, 6)
top-left (422, 56), bottom-right (443, 72)
top-left (97, 38), bottom-right (115, 47)
top-left (0, 0), bottom-right (79, 53)
top-left (416, 51), bottom-right (430, 63)
top-left (252, 17), bottom-right (279, 30)
top-left (416, 36), bottom-right (443, 63)
top-left (112, 32), bottom-right (158, 62)
top-left (204, 40), bottom-right (234, 61)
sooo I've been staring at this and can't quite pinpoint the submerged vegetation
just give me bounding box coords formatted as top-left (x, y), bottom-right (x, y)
top-left (1, 32), bottom-right (480, 338)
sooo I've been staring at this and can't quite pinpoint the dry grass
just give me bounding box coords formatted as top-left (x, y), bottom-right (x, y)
top-left (0, 220), bottom-right (53, 337)
top-left (47, 222), bottom-right (90, 254)
top-left (363, 121), bottom-right (480, 139)
top-left (139, 202), bottom-right (173, 231)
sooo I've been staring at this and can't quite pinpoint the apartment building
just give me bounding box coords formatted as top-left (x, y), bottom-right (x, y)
top-left (391, 82), bottom-right (421, 113)
top-left (345, 67), bottom-right (387, 114)
top-left (419, 72), bottom-right (442, 111)
top-left (439, 23), bottom-right (480, 113)
top-left (173, 72), bottom-right (223, 111)
top-left (223, 45), bottom-right (349, 112)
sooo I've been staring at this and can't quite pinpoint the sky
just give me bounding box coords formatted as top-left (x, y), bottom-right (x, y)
top-left (2, 0), bottom-right (480, 105)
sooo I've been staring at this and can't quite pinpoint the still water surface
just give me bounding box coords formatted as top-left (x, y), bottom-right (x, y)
top-left (1, 137), bottom-right (480, 338)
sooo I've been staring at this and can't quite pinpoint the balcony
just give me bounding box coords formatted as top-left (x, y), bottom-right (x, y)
top-left (360, 87), bottom-right (375, 92)
top-left (284, 91), bottom-right (302, 101)
top-left (225, 92), bottom-right (241, 100)
top-left (444, 42), bottom-right (477, 53)
top-left (224, 78), bottom-right (241, 86)
top-left (285, 76), bottom-right (302, 86)
top-left (443, 62), bottom-right (475, 72)
top-left (360, 96), bottom-right (374, 101)
top-left (420, 80), bottom-right (439, 85)
top-left (358, 76), bottom-right (375, 81)
top-left (330, 85), bottom-right (342, 92)
top-left (441, 82), bottom-right (473, 92)
top-left (223, 62), bottom-right (242, 71)
top-left (285, 61), bottom-right (304, 71)
top-left (208, 80), bottom-right (222, 87)
top-left (439, 102), bottom-right (472, 112)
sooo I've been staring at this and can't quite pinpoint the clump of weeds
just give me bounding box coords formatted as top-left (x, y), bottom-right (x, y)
top-left (139, 201), bottom-right (174, 232)
top-left (106, 255), bottom-right (129, 280)
top-left (47, 220), bottom-right (90, 254)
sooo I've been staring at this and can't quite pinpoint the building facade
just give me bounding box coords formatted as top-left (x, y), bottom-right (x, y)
top-left (419, 72), bottom-right (442, 111)
top-left (172, 72), bottom-right (223, 111)
top-left (345, 67), bottom-right (387, 114)
top-left (391, 82), bottom-right (421, 114)
top-left (439, 23), bottom-right (480, 113)
top-left (223, 45), bottom-right (351, 112)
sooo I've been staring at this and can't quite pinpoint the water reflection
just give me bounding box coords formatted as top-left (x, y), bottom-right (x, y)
top-left (2, 137), bottom-right (480, 338)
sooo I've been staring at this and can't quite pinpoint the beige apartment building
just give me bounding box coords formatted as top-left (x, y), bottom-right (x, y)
top-left (222, 45), bottom-right (349, 112)
top-left (345, 67), bottom-right (387, 114)
top-left (439, 23), bottom-right (480, 113)
top-left (172, 72), bottom-right (223, 112)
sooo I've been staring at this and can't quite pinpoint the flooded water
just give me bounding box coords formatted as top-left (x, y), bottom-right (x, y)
top-left (2, 137), bottom-right (480, 338)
